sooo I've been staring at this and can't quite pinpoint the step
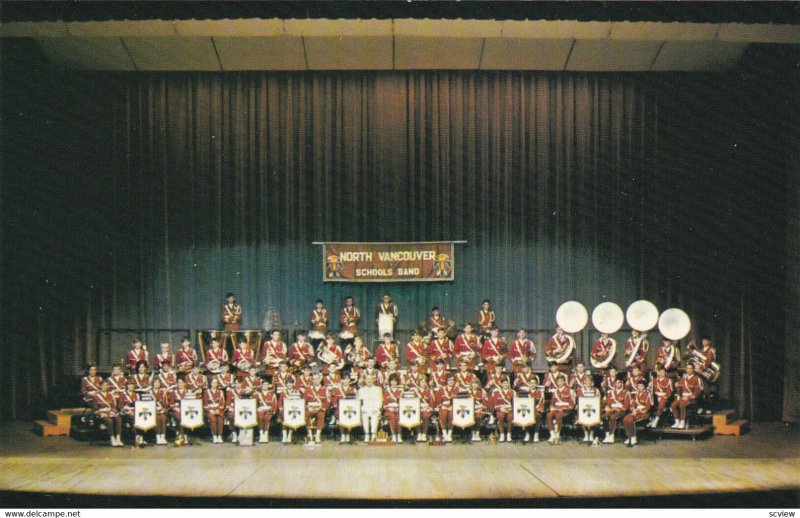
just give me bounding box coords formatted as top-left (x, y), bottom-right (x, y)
top-left (34, 420), bottom-right (70, 437)
top-left (712, 409), bottom-right (736, 427)
top-left (715, 419), bottom-right (749, 436)
top-left (46, 408), bottom-right (89, 428)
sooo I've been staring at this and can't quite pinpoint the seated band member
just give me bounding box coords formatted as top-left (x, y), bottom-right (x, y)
top-left (225, 379), bottom-right (245, 443)
top-left (484, 363), bottom-right (508, 395)
top-left (603, 378), bottom-right (630, 444)
top-left (492, 378), bottom-right (515, 443)
top-left (289, 334), bottom-right (314, 371)
top-left (454, 360), bottom-right (477, 392)
top-left (154, 342), bottom-right (174, 372)
top-left (404, 362), bottom-right (424, 392)
top-left (375, 294), bottom-right (399, 339)
top-left (329, 376), bottom-right (358, 444)
top-left (624, 330), bottom-right (650, 371)
top-left (214, 364), bottom-right (234, 391)
top-left (591, 333), bottom-right (616, 374)
top-left (546, 376), bottom-right (576, 445)
top-left (157, 362), bottom-right (177, 392)
top-left (513, 363), bottom-right (539, 392)
top-left (131, 361), bottom-right (151, 393)
top-left (569, 362), bottom-right (592, 393)
top-left (601, 367), bottom-right (619, 395)
top-left (382, 359), bottom-right (401, 388)
top-left (204, 377), bottom-right (225, 444)
top-left (339, 296), bottom-right (361, 346)
top-left (454, 323), bottom-right (481, 370)
top-left (119, 381), bottom-right (141, 446)
top-left (204, 339), bottom-right (229, 374)
top-left (359, 357), bottom-right (384, 388)
top-left (152, 378), bottom-right (170, 445)
top-left (126, 338), bottom-right (148, 373)
top-left (405, 330), bottom-right (428, 372)
top-left (318, 334), bottom-right (345, 376)
top-left (185, 365), bottom-right (208, 393)
top-left (81, 364), bottom-right (102, 406)
top-left (170, 378), bottom-right (196, 446)
top-left (435, 376), bottom-right (457, 443)
top-left (295, 365), bottom-right (314, 393)
top-left (649, 366), bottom-right (674, 428)
top-left (670, 363), bottom-right (703, 429)
top-left (93, 380), bottom-right (123, 447)
top-left (509, 329), bottom-right (535, 375)
top-left (176, 337), bottom-right (199, 375)
top-left (481, 327), bottom-right (506, 374)
top-left (476, 299), bottom-right (497, 338)
top-left (623, 379), bottom-right (653, 447)
top-left (305, 373), bottom-right (328, 444)
top-left (106, 363), bottom-right (127, 397)
top-left (273, 361), bottom-right (295, 411)
top-left (655, 338), bottom-right (681, 377)
top-left (691, 337), bottom-right (718, 383)
top-left (345, 336), bottom-right (371, 376)
top-left (543, 363), bottom-right (568, 393)
top-left (545, 327), bottom-right (575, 368)
top-left (427, 307), bottom-right (447, 338)
top-left (358, 375), bottom-right (383, 442)
top-left (255, 380), bottom-right (278, 443)
top-left (374, 334), bottom-right (399, 370)
top-left (309, 299), bottom-right (329, 347)
top-left (232, 339), bottom-right (256, 377)
top-left (429, 359), bottom-right (449, 390)
top-left (577, 376), bottom-right (601, 446)
top-left (625, 365), bottom-right (647, 393)
top-left (428, 328), bottom-right (453, 366)
top-left (468, 378), bottom-right (488, 442)
top-left (414, 377), bottom-right (436, 442)
top-left (263, 330), bottom-right (289, 371)
top-left (383, 376), bottom-right (404, 443)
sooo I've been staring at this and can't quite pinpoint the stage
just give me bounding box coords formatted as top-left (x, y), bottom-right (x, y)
top-left (0, 422), bottom-right (797, 505)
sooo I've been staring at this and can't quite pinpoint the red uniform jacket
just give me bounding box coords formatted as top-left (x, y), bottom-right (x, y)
top-left (154, 352), bottom-right (175, 371)
top-left (545, 334), bottom-right (572, 360)
top-left (428, 338), bottom-right (453, 362)
top-left (126, 349), bottom-right (148, 371)
top-left (359, 367), bottom-right (384, 387)
top-left (625, 373), bottom-right (647, 392)
top-left (295, 374), bottom-right (314, 392)
top-left (677, 373), bottom-right (703, 400)
top-left (550, 386), bottom-right (576, 411)
top-left (131, 373), bottom-right (151, 391)
top-left (514, 371), bottom-right (540, 393)
top-left (698, 346), bottom-right (716, 371)
top-left (485, 371), bottom-right (509, 393)
top-left (107, 374), bottom-right (126, 395)
top-left (232, 348), bottom-right (255, 371)
top-left (434, 386), bottom-right (457, 411)
top-left (476, 309), bottom-right (496, 333)
top-left (304, 385), bottom-right (329, 411)
top-left (176, 348), bottom-right (198, 371)
top-left (154, 388), bottom-right (170, 414)
top-left (543, 371), bottom-right (568, 391)
top-left (480, 338), bottom-right (506, 364)
top-left (404, 370), bottom-right (424, 392)
top-left (405, 341), bottom-right (427, 366)
top-left (255, 390), bottom-right (279, 414)
top-left (591, 337), bottom-right (615, 364)
top-left (241, 375), bottom-right (262, 392)
top-left (655, 345), bottom-right (680, 371)
top-left (454, 334), bottom-right (480, 360)
top-left (186, 372), bottom-right (207, 392)
top-left (263, 341), bottom-right (289, 364)
top-left (205, 347), bottom-right (229, 367)
top-left (630, 388), bottom-right (653, 419)
top-left (383, 386), bottom-right (403, 413)
top-left (310, 308), bottom-right (329, 334)
top-left (225, 388), bottom-right (243, 414)
top-left (509, 339), bottom-right (535, 365)
top-left (203, 388), bottom-right (225, 415)
top-left (221, 303), bottom-right (242, 330)
top-left (93, 390), bottom-right (118, 418)
top-left (652, 376), bottom-right (674, 402)
top-left (213, 372), bottom-right (234, 390)
top-left (429, 367), bottom-right (449, 389)
top-left (454, 371), bottom-right (477, 392)
top-left (157, 371), bottom-right (177, 391)
top-left (346, 344), bottom-right (371, 369)
top-left (416, 387), bottom-right (436, 412)
top-left (274, 371), bottom-right (296, 395)
top-left (81, 375), bottom-right (102, 400)
top-left (605, 388), bottom-right (631, 412)
top-left (328, 386), bottom-right (357, 409)
top-left (570, 372), bottom-right (591, 392)
top-left (340, 306), bottom-right (360, 334)
top-left (374, 343), bottom-right (398, 368)
top-left (624, 336), bottom-right (650, 367)
top-left (491, 388), bottom-right (514, 413)
top-left (428, 314), bottom-right (447, 332)
top-left (119, 391), bottom-right (138, 417)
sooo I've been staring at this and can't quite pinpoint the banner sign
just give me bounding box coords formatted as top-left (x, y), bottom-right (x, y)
top-left (319, 242), bottom-right (456, 282)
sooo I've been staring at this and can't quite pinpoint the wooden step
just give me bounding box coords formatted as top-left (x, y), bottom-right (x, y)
top-left (46, 408), bottom-right (88, 429)
top-left (715, 419), bottom-right (749, 436)
top-left (34, 419), bottom-right (70, 437)
top-left (712, 409), bottom-right (736, 428)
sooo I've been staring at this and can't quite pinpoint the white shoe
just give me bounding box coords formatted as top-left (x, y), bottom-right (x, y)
top-left (115, 435), bottom-right (123, 447)
top-left (258, 431), bottom-right (267, 443)
top-left (315, 431), bottom-right (322, 444)
top-left (652, 416), bottom-right (660, 428)
top-left (287, 430), bottom-right (293, 443)
top-left (680, 420), bottom-right (687, 429)
top-left (231, 431), bottom-right (239, 442)
top-left (110, 437), bottom-right (116, 447)
top-left (547, 432), bottom-right (554, 444)
top-left (602, 432), bottom-right (613, 444)
top-left (608, 434), bottom-right (615, 444)
top-left (488, 415), bottom-right (496, 424)
top-left (498, 434), bottom-right (505, 443)
top-left (397, 434), bottom-right (403, 443)
top-left (591, 437), bottom-right (600, 446)
top-left (340, 434), bottom-right (346, 443)
top-left (506, 432), bottom-right (512, 442)
top-left (583, 430), bottom-right (590, 442)
top-left (533, 432), bottom-right (540, 443)
top-left (392, 434), bottom-right (398, 443)
top-left (671, 420), bottom-right (680, 428)
top-left (421, 433), bottom-right (427, 441)
top-left (445, 430), bottom-right (453, 443)
top-left (345, 433), bottom-right (350, 443)
top-left (523, 431), bottom-right (530, 443)
top-left (631, 436), bottom-right (638, 445)
top-left (624, 437), bottom-right (630, 445)
top-left (416, 432), bottom-right (422, 441)
top-left (281, 430), bottom-right (288, 443)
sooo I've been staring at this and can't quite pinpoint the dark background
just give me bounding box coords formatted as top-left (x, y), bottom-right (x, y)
top-left (1, 39), bottom-right (798, 422)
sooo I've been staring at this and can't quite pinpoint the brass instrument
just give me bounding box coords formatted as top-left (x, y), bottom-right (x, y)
top-left (591, 337), bottom-right (617, 369)
top-left (686, 341), bottom-right (721, 383)
top-left (625, 333), bottom-right (647, 368)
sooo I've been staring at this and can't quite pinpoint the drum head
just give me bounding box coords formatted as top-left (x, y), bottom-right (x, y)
top-left (658, 308), bottom-right (691, 340)
top-left (556, 301), bottom-right (588, 333)
top-left (591, 302), bottom-right (624, 334)
top-left (626, 300), bottom-right (659, 332)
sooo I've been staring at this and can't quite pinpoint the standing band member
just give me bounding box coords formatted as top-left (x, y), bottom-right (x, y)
top-left (546, 376), bottom-right (575, 445)
top-left (469, 378), bottom-right (488, 442)
top-left (329, 376), bottom-right (357, 444)
top-left (309, 299), bottom-right (329, 348)
top-left (339, 296), bottom-right (360, 348)
top-left (152, 378), bottom-right (170, 445)
top-left (154, 342), bottom-right (174, 372)
top-left (476, 300), bottom-right (496, 338)
top-left (375, 294), bottom-right (399, 339)
top-left (623, 379), bottom-right (653, 446)
top-left (81, 364), bottom-right (102, 406)
top-left (414, 377), bottom-right (435, 442)
top-left (221, 292), bottom-right (242, 355)
top-left (126, 339), bottom-right (148, 373)
top-left (427, 307), bottom-right (447, 338)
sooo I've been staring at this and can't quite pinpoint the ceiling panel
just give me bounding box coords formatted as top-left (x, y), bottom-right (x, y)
top-left (609, 22), bottom-right (719, 41)
top-left (395, 19), bottom-right (502, 38)
top-left (501, 20), bottom-right (610, 39)
top-left (285, 18), bottom-right (392, 36)
top-left (35, 37), bottom-right (134, 70)
top-left (0, 21), bottom-right (67, 37)
top-left (652, 40), bottom-right (748, 71)
top-left (304, 36), bottom-right (392, 70)
top-left (567, 39), bottom-right (663, 71)
top-left (213, 36), bottom-right (305, 70)
top-left (123, 37), bottom-right (220, 71)
top-left (481, 38), bottom-right (573, 70)
top-left (718, 23), bottom-right (800, 44)
top-left (174, 18), bottom-right (283, 37)
top-left (67, 20), bottom-right (175, 37)
top-left (395, 36), bottom-right (483, 69)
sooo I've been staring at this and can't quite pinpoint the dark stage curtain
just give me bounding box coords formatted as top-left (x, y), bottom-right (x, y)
top-left (1, 43), bottom-right (797, 421)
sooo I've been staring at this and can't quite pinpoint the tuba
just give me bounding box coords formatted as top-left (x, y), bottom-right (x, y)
top-left (687, 341), bottom-right (721, 383)
top-left (625, 333), bottom-right (647, 368)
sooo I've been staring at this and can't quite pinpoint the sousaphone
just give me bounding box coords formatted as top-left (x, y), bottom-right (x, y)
top-left (590, 302), bottom-right (623, 369)
top-left (550, 301), bottom-right (588, 363)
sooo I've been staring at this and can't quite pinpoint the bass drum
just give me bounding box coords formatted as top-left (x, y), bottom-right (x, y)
top-left (658, 308), bottom-right (691, 341)
top-left (556, 301), bottom-right (588, 333)
top-left (626, 300), bottom-right (659, 332)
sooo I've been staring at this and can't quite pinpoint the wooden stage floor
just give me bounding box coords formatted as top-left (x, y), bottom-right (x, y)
top-left (0, 422), bottom-right (798, 503)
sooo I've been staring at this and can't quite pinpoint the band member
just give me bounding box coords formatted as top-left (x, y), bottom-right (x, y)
top-left (491, 378), bottom-right (515, 442)
top-left (289, 333), bottom-right (314, 371)
top-left (405, 330), bottom-right (428, 372)
top-left (374, 334), bottom-right (399, 369)
top-left (225, 379), bottom-right (245, 443)
top-left (655, 338), bottom-right (681, 376)
top-left (213, 364), bottom-right (234, 391)
top-left (305, 373), bottom-right (328, 444)
top-left (359, 357), bottom-right (384, 388)
top-left (131, 361), bottom-right (151, 392)
top-left (329, 376), bottom-right (358, 444)
top-left (427, 307), bottom-right (447, 337)
top-left (241, 366), bottom-right (262, 392)
top-left (176, 337), bottom-right (198, 375)
top-left (468, 378), bottom-right (488, 442)
top-left (106, 363), bottom-right (127, 396)
top-left (477, 299), bottom-right (497, 338)
top-left (170, 378), bottom-right (192, 445)
top-left (691, 337), bottom-right (718, 383)
top-left (569, 362), bottom-right (592, 393)
top-left (601, 367), bottom-right (620, 394)
top-left (157, 363), bottom-right (177, 391)
top-left (204, 377), bottom-right (225, 443)
top-left (126, 339), bottom-right (148, 372)
top-left (429, 359), bottom-right (449, 390)
top-left (454, 360), bottom-right (477, 392)
top-left (232, 339), bottom-right (255, 376)
top-left (204, 339), bottom-right (229, 373)
top-left (295, 365), bottom-right (314, 393)
top-left (152, 377), bottom-right (170, 445)
top-left (382, 359), bottom-right (400, 384)
top-left (93, 380), bottom-right (122, 447)
top-left (543, 363), bottom-right (568, 393)
top-left (358, 375), bottom-right (383, 442)
top-left (404, 362), bottom-right (425, 392)
top-left (317, 334), bottom-right (345, 376)
top-left (186, 365), bottom-right (208, 393)
top-left (623, 379), bottom-right (653, 446)
top-left (576, 376), bottom-right (602, 445)
top-left (310, 299), bottom-right (329, 347)
top-left (375, 294), bottom-right (399, 338)
top-left (81, 364), bottom-right (102, 405)
top-left (345, 336), bottom-right (371, 376)
top-left (514, 363), bottom-right (540, 393)
top-left (485, 363), bottom-right (508, 396)
top-left (255, 381), bottom-right (278, 443)
top-left (454, 323), bottom-right (481, 370)
top-left (649, 366), bottom-right (674, 428)
top-left (154, 342), bottom-right (174, 372)
top-left (625, 365), bottom-right (646, 392)
top-left (435, 376), bottom-right (457, 442)
top-left (670, 363), bottom-right (703, 429)
top-left (591, 333), bottom-right (616, 373)
top-left (546, 376), bottom-right (576, 445)
top-left (509, 329), bottom-right (536, 375)
top-left (603, 378), bottom-right (630, 444)
top-left (273, 361), bottom-right (295, 410)
top-left (545, 326), bottom-right (575, 368)
top-left (261, 330), bottom-right (288, 374)
top-left (481, 326), bottom-right (506, 374)
top-left (428, 328), bottom-right (453, 365)
top-left (414, 377), bottom-right (436, 442)
top-left (624, 330), bottom-right (650, 371)
top-left (221, 292), bottom-right (242, 353)
top-left (383, 376), bottom-right (404, 443)
top-left (339, 296), bottom-right (361, 345)
top-left (119, 381), bottom-right (142, 446)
